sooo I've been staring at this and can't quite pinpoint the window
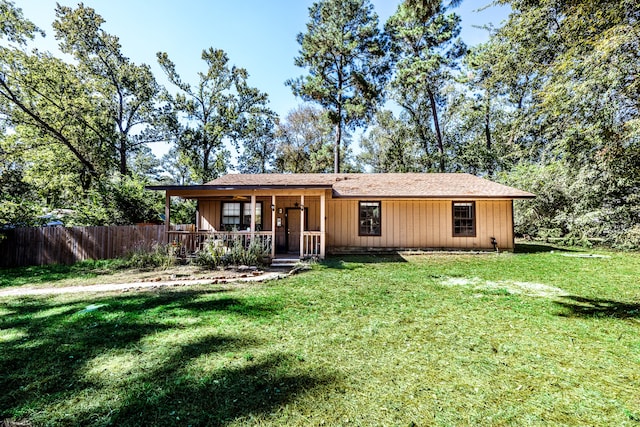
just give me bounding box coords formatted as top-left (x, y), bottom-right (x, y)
top-left (222, 202), bottom-right (241, 226)
top-left (453, 201), bottom-right (476, 237)
top-left (222, 201), bottom-right (262, 230)
top-left (243, 203), bottom-right (262, 228)
top-left (359, 201), bottom-right (381, 236)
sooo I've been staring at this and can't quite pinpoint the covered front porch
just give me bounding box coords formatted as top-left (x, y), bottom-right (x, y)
top-left (163, 190), bottom-right (328, 260)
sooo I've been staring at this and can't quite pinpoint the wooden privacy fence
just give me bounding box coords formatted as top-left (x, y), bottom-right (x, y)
top-left (0, 225), bottom-right (167, 268)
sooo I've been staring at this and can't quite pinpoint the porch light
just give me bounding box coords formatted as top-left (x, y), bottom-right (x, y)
top-left (271, 204), bottom-right (275, 212)
top-left (299, 204), bottom-right (304, 211)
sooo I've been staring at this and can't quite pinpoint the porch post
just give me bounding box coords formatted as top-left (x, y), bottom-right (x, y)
top-left (164, 192), bottom-right (171, 243)
top-left (271, 195), bottom-right (276, 258)
top-left (299, 194), bottom-right (305, 259)
top-left (195, 200), bottom-right (200, 231)
top-left (250, 194), bottom-right (256, 239)
top-left (320, 191), bottom-right (326, 259)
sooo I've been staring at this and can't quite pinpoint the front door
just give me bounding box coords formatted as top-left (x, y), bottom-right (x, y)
top-left (285, 207), bottom-right (308, 253)
top-left (286, 208), bottom-right (301, 253)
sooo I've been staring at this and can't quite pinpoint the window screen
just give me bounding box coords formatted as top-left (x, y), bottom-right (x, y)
top-left (453, 201), bottom-right (476, 237)
top-left (359, 201), bottom-right (381, 236)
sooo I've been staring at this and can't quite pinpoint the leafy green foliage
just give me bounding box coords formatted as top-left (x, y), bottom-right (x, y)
top-left (66, 175), bottom-right (163, 226)
top-left (498, 163), bottom-right (572, 238)
top-left (169, 198), bottom-right (196, 225)
top-left (123, 243), bottom-right (178, 269)
top-left (288, 0), bottom-right (389, 172)
top-left (1, 0), bottom-right (639, 250)
top-left (0, 46), bottom-right (111, 186)
top-left (0, 0), bottom-right (43, 44)
top-left (357, 110), bottom-right (424, 172)
top-left (0, 3), bottom-right (168, 227)
top-left (274, 105), bottom-right (335, 173)
top-left (500, 161), bottom-right (640, 249)
top-left (192, 239), bottom-right (227, 268)
top-left (485, 0), bottom-right (640, 247)
top-left (236, 115), bottom-right (277, 173)
top-left (193, 236), bottom-right (271, 268)
top-left (157, 48), bottom-right (273, 183)
top-left (0, 159), bottom-right (42, 227)
top-left (53, 4), bottom-right (162, 176)
top-left (386, 0), bottom-right (465, 172)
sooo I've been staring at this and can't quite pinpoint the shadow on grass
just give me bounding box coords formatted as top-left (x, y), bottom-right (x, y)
top-left (321, 253), bottom-right (407, 269)
top-left (514, 242), bottom-right (576, 254)
top-left (0, 289), bottom-right (332, 425)
top-left (109, 352), bottom-right (333, 426)
top-left (0, 259), bottom-right (123, 289)
top-left (555, 295), bottom-right (640, 319)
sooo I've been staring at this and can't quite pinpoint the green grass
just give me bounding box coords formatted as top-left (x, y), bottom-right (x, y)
top-left (1, 244), bottom-right (639, 426)
top-left (0, 260), bottom-right (229, 290)
top-left (0, 259), bottom-right (126, 289)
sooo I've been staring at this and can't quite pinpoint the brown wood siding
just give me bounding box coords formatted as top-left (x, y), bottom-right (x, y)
top-left (326, 199), bottom-right (514, 251)
top-left (198, 200), bottom-right (220, 230)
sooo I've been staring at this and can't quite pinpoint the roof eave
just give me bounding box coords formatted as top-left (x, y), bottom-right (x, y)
top-left (331, 192), bottom-right (536, 200)
top-left (146, 184), bottom-right (334, 191)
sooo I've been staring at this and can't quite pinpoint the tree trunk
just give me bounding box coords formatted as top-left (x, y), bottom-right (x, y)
top-left (427, 88), bottom-right (445, 172)
top-left (335, 76), bottom-right (343, 174)
top-left (484, 99), bottom-right (491, 151)
top-left (119, 139), bottom-right (128, 176)
top-left (484, 94), bottom-right (493, 176)
top-left (202, 148), bottom-right (210, 183)
top-left (334, 121), bottom-right (341, 173)
top-left (484, 91), bottom-right (494, 176)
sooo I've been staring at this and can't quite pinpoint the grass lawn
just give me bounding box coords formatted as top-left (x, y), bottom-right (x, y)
top-left (1, 244), bottom-right (639, 426)
top-left (0, 260), bottom-right (241, 290)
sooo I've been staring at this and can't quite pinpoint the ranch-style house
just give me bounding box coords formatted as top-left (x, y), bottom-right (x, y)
top-left (148, 173), bottom-right (535, 259)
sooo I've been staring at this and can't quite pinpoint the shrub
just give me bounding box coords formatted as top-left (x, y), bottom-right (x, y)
top-left (613, 225), bottom-right (640, 251)
top-left (192, 236), bottom-right (271, 268)
top-left (124, 244), bottom-right (178, 269)
top-left (192, 239), bottom-right (226, 268)
top-left (223, 236), bottom-right (271, 266)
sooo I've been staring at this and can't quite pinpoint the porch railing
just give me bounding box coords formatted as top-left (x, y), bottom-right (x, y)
top-left (166, 229), bottom-right (322, 259)
top-left (167, 230), bottom-right (272, 257)
top-left (302, 231), bottom-right (322, 258)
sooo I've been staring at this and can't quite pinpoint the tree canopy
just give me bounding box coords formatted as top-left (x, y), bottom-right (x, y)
top-left (1, 0), bottom-right (639, 248)
top-left (158, 48), bottom-right (273, 183)
top-left (288, 0), bottom-right (389, 173)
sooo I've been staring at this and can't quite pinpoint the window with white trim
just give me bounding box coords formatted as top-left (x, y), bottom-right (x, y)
top-left (221, 202), bottom-right (262, 230)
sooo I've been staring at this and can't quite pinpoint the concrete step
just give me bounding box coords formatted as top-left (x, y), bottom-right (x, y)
top-left (271, 258), bottom-right (301, 268)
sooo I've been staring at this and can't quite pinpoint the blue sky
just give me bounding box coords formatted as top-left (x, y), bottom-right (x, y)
top-left (15, 1), bottom-right (510, 158)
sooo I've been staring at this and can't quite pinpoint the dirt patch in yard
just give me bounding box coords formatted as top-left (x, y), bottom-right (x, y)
top-left (0, 267), bottom-right (288, 297)
top-left (441, 277), bottom-right (570, 298)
